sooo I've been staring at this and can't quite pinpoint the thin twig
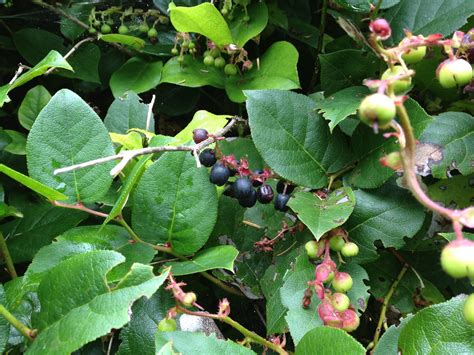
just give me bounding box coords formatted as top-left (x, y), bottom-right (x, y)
top-left (0, 305), bottom-right (36, 341)
top-left (54, 117), bottom-right (244, 176)
top-left (0, 232), bottom-right (17, 279)
top-left (146, 95), bottom-right (156, 132)
top-left (371, 264), bottom-right (409, 351)
top-left (45, 37), bottom-right (96, 75)
top-left (8, 64), bottom-right (31, 85)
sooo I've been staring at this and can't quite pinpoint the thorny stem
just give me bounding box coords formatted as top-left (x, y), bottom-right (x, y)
top-left (0, 305), bottom-right (36, 341)
top-left (176, 305), bottom-right (288, 354)
top-left (0, 232), bottom-right (17, 279)
top-left (54, 117), bottom-right (245, 176)
top-left (371, 264), bottom-right (409, 351)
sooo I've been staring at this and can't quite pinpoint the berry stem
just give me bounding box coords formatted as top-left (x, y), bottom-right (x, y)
top-left (0, 305), bottom-right (36, 342)
top-left (176, 305), bottom-right (288, 354)
top-left (371, 263), bottom-right (409, 352)
top-left (0, 232), bottom-right (17, 279)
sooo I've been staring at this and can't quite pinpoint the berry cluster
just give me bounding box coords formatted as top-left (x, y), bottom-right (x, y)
top-left (193, 128), bottom-right (294, 211)
top-left (303, 228), bottom-right (360, 332)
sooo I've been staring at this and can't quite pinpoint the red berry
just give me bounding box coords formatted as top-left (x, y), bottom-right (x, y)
top-left (369, 18), bottom-right (391, 40)
top-left (340, 309), bottom-right (360, 332)
top-left (193, 128), bottom-right (208, 143)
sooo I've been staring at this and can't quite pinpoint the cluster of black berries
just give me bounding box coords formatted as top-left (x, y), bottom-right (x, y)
top-left (193, 128), bottom-right (295, 211)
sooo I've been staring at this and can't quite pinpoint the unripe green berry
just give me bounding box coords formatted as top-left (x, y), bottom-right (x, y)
top-left (243, 15), bottom-right (250, 22)
top-left (341, 242), bottom-right (359, 258)
top-left (177, 56), bottom-right (184, 63)
top-left (188, 42), bottom-right (195, 49)
top-left (203, 55), bottom-right (215, 66)
top-left (440, 240), bottom-right (474, 279)
top-left (93, 20), bottom-right (101, 28)
top-left (400, 39), bottom-right (426, 64)
top-left (88, 27), bottom-right (97, 34)
top-left (224, 64), bottom-right (238, 76)
top-left (139, 23), bottom-right (149, 33)
top-left (381, 65), bottom-right (412, 94)
top-left (380, 152), bottom-right (403, 170)
top-left (332, 272), bottom-right (353, 293)
top-left (210, 48), bottom-right (221, 58)
top-left (118, 25), bottom-right (129, 34)
top-left (437, 58), bottom-right (473, 88)
top-left (214, 57), bottom-right (226, 68)
top-left (305, 241), bottom-right (319, 259)
top-left (147, 28), bottom-right (158, 39)
top-left (329, 236), bottom-right (345, 252)
top-left (203, 50), bottom-right (211, 57)
top-left (182, 292), bottom-right (197, 307)
top-left (171, 48), bottom-right (179, 55)
top-left (157, 318), bottom-right (177, 332)
top-left (101, 24), bottom-right (111, 34)
top-left (464, 294), bottom-right (474, 325)
top-left (332, 292), bottom-right (350, 311)
top-left (182, 40), bottom-right (190, 49)
top-left (359, 93), bottom-right (396, 129)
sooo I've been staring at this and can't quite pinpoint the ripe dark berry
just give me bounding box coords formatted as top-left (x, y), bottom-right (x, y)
top-left (210, 163), bottom-right (230, 186)
top-left (252, 170), bottom-right (264, 187)
top-left (257, 185), bottom-right (274, 204)
top-left (369, 18), bottom-right (391, 40)
top-left (223, 183), bottom-right (235, 198)
top-left (274, 193), bottom-right (290, 212)
top-left (199, 149), bottom-right (217, 167)
top-left (234, 177), bottom-right (253, 199)
top-left (238, 189), bottom-right (257, 208)
top-left (193, 128), bottom-right (208, 143)
top-left (276, 180), bottom-right (295, 194)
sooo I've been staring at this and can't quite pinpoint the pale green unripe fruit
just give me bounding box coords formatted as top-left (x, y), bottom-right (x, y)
top-left (305, 241), bottom-right (319, 259)
top-left (182, 292), bottom-right (197, 307)
top-left (329, 236), bottom-right (345, 252)
top-left (437, 59), bottom-right (473, 88)
top-left (464, 294), bottom-right (474, 325)
top-left (381, 65), bottom-right (412, 93)
top-left (359, 93), bottom-right (396, 129)
top-left (400, 39), bottom-right (426, 64)
top-left (332, 292), bottom-right (350, 311)
top-left (157, 318), bottom-right (177, 332)
top-left (332, 272), bottom-right (353, 293)
top-left (440, 240), bottom-right (474, 279)
top-left (341, 242), bottom-right (359, 257)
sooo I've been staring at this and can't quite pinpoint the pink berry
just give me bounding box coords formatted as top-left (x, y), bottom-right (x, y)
top-left (369, 18), bottom-right (391, 40)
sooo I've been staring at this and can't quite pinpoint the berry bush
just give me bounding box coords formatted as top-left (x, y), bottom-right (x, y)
top-left (0, 0), bottom-right (473, 354)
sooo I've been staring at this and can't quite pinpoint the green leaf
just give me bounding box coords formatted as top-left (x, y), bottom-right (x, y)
top-left (110, 58), bottom-right (163, 98)
top-left (226, 41), bottom-right (300, 103)
top-left (166, 245), bottom-right (238, 276)
top-left (57, 225), bottom-right (156, 281)
top-left (4, 130), bottom-right (26, 155)
top-left (319, 50), bottom-right (380, 95)
top-left (132, 152), bottom-right (218, 254)
top-left (27, 251), bottom-right (169, 354)
top-left (228, 2), bottom-right (268, 47)
top-left (60, 43), bottom-right (101, 84)
top-left (118, 289), bottom-right (176, 355)
top-left (27, 89), bottom-right (115, 203)
top-left (0, 164), bottom-right (67, 201)
top-left (315, 86), bottom-right (370, 132)
top-left (295, 327), bottom-right (365, 355)
top-left (419, 112), bottom-right (474, 178)
top-left (18, 85), bottom-right (51, 130)
top-left (104, 91), bottom-right (154, 134)
top-left (0, 197), bottom-right (85, 263)
top-left (428, 175), bottom-right (473, 209)
top-left (347, 98), bottom-right (432, 189)
top-left (13, 29), bottom-right (65, 65)
top-left (385, 0), bottom-right (474, 43)
top-left (169, 3), bottom-right (233, 47)
top-left (333, 0), bottom-right (400, 12)
top-left (374, 315), bottom-right (413, 355)
top-left (0, 50), bottom-right (72, 107)
top-left (0, 285), bottom-right (10, 354)
top-left (155, 331), bottom-right (256, 354)
top-left (398, 295), bottom-right (474, 353)
top-left (246, 90), bottom-right (352, 188)
top-left (288, 187), bottom-right (355, 241)
top-left (104, 156), bottom-right (152, 225)
top-left (172, 110), bottom-right (230, 145)
top-left (99, 33), bottom-right (146, 49)
top-left (60, 4), bottom-right (90, 40)
top-left (345, 183), bottom-right (425, 263)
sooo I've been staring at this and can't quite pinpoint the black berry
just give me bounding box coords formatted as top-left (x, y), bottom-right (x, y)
top-left (223, 183), bottom-right (235, 198)
top-left (238, 189), bottom-right (257, 208)
top-left (276, 180), bottom-right (295, 194)
top-left (252, 170), bottom-right (264, 187)
top-left (234, 177), bottom-right (253, 199)
top-left (193, 128), bottom-right (208, 143)
top-left (199, 149), bottom-right (217, 167)
top-left (274, 193), bottom-right (290, 212)
top-left (257, 185), bottom-right (274, 204)
top-left (209, 163), bottom-right (230, 186)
